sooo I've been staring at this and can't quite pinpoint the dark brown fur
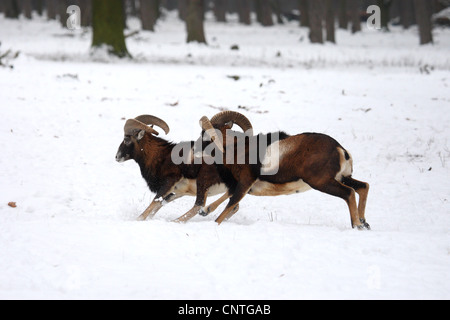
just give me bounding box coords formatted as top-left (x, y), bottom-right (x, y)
top-left (207, 132), bottom-right (370, 229)
top-left (116, 127), bottom-right (238, 221)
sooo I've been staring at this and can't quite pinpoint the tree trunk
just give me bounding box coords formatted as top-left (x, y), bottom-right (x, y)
top-left (338, 0), bottom-right (348, 29)
top-left (140, 0), bottom-right (160, 31)
top-left (325, 0), bottom-right (335, 43)
top-left (237, 0), bottom-right (251, 25)
top-left (33, 0), bottom-right (43, 15)
top-left (46, 0), bottom-right (57, 20)
top-left (162, 0), bottom-right (177, 11)
top-left (178, 0), bottom-right (187, 21)
top-left (58, 0), bottom-right (68, 27)
top-left (122, 0), bottom-right (127, 29)
top-left (128, 0), bottom-right (137, 16)
top-left (377, 0), bottom-right (392, 31)
top-left (400, 0), bottom-right (415, 29)
top-left (299, 0), bottom-right (309, 27)
top-left (413, 0), bottom-right (433, 45)
top-left (22, 0), bottom-right (33, 19)
top-left (79, 0), bottom-right (92, 27)
top-left (308, 0), bottom-right (324, 43)
top-left (186, 0), bottom-right (207, 43)
top-left (272, 0), bottom-right (283, 24)
top-left (349, 0), bottom-right (361, 33)
top-left (92, 0), bottom-right (130, 58)
top-left (255, 0), bottom-right (273, 26)
top-left (214, 0), bottom-right (227, 22)
top-left (4, 0), bottom-right (20, 18)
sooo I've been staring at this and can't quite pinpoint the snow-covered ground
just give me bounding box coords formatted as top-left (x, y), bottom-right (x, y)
top-left (0, 12), bottom-right (449, 299)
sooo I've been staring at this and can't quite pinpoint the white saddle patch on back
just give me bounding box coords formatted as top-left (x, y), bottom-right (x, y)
top-left (260, 140), bottom-right (291, 176)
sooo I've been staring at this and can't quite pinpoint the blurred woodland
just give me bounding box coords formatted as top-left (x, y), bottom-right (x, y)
top-left (1, 0), bottom-right (449, 57)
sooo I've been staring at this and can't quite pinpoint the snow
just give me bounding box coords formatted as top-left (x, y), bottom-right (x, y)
top-left (1, 12), bottom-right (449, 300)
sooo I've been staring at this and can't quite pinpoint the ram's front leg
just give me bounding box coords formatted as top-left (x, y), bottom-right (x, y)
top-left (137, 195), bottom-right (164, 221)
top-left (173, 189), bottom-right (208, 223)
top-left (199, 192), bottom-right (230, 216)
top-left (137, 192), bottom-right (183, 221)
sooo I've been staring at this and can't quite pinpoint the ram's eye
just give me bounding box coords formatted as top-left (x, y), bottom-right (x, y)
top-left (124, 137), bottom-right (132, 146)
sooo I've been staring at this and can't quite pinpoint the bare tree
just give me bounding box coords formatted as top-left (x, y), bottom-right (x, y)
top-left (414, 0), bottom-right (433, 45)
top-left (400, 0), bottom-right (415, 29)
top-left (186, 0), bottom-right (207, 43)
top-left (272, 0), bottom-right (283, 24)
top-left (140, 0), bottom-right (160, 31)
top-left (325, 0), bottom-right (335, 42)
top-left (349, 0), bottom-right (361, 33)
top-left (237, 0), bottom-right (251, 25)
top-left (46, 0), bottom-right (57, 20)
top-left (33, 0), bottom-right (43, 15)
top-left (127, 0), bottom-right (137, 16)
top-left (377, 0), bottom-right (392, 31)
top-left (255, 0), bottom-right (274, 26)
top-left (22, 0), bottom-right (33, 19)
top-left (79, 0), bottom-right (92, 27)
top-left (58, 0), bottom-right (68, 27)
top-left (213, 0), bottom-right (227, 22)
top-left (178, 0), bottom-right (187, 21)
top-left (299, 0), bottom-right (309, 27)
top-left (338, 0), bottom-right (348, 29)
top-left (92, 0), bottom-right (130, 57)
top-left (4, 0), bottom-right (20, 18)
top-left (308, 0), bottom-right (324, 43)
top-left (162, 0), bottom-right (177, 11)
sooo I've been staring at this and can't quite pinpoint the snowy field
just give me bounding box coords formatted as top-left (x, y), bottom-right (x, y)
top-left (0, 12), bottom-right (449, 300)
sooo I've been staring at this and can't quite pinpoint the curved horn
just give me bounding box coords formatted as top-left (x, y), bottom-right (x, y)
top-left (210, 111), bottom-right (253, 136)
top-left (134, 115), bottom-right (170, 135)
top-left (124, 118), bottom-right (159, 136)
top-left (199, 116), bottom-right (224, 153)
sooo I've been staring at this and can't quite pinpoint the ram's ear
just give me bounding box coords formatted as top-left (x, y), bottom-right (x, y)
top-left (136, 129), bottom-right (145, 140)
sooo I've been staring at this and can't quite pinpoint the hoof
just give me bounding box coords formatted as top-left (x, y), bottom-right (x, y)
top-left (360, 218), bottom-right (371, 230)
top-left (199, 207), bottom-right (210, 217)
top-left (137, 214), bottom-right (147, 221)
top-left (355, 222), bottom-right (371, 230)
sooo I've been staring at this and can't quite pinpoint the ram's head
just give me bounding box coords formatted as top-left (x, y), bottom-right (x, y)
top-left (199, 111), bottom-right (253, 153)
top-left (116, 115), bottom-right (170, 163)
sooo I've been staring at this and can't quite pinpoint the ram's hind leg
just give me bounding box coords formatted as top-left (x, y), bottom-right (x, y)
top-left (311, 179), bottom-right (366, 229)
top-left (342, 177), bottom-right (370, 229)
top-left (223, 203), bottom-right (240, 221)
top-left (215, 183), bottom-right (253, 225)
